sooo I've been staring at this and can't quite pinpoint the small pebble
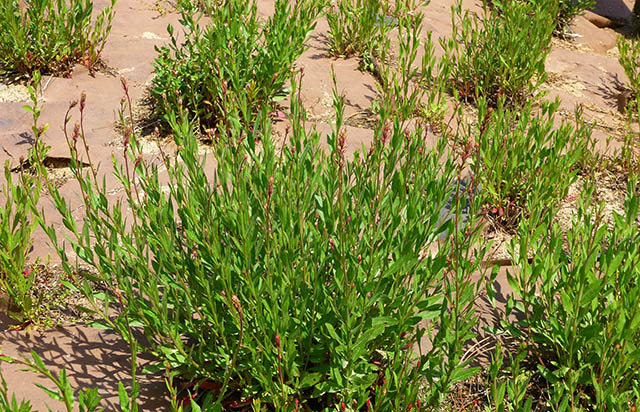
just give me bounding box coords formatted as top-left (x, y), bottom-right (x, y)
top-left (141, 32), bottom-right (163, 40)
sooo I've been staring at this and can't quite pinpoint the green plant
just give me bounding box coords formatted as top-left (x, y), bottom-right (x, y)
top-left (0, 0), bottom-right (116, 76)
top-left (485, 343), bottom-right (534, 412)
top-left (487, 0), bottom-right (595, 36)
top-left (472, 98), bottom-right (589, 232)
top-left (0, 352), bottom-right (103, 412)
top-left (0, 165), bottom-right (38, 323)
top-left (618, 35), bottom-right (640, 100)
top-left (35, 67), bottom-right (488, 409)
top-left (0, 347), bottom-right (147, 412)
top-left (555, 0), bottom-right (596, 32)
top-left (151, 0), bottom-right (320, 134)
top-left (326, 0), bottom-right (392, 58)
top-left (0, 74), bottom-right (46, 323)
top-left (174, 0), bottom-right (220, 14)
top-left (0, 375), bottom-right (33, 412)
top-left (373, 8), bottom-right (450, 125)
top-left (617, 94), bottom-right (640, 180)
top-left (615, 35), bottom-right (640, 174)
top-left (442, 0), bottom-right (556, 107)
top-left (494, 176), bottom-right (640, 410)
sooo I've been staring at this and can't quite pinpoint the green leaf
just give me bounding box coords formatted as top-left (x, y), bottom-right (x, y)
top-left (560, 290), bottom-right (573, 316)
top-left (86, 320), bottom-right (112, 330)
top-left (190, 398), bottom-right (202, 412)
top-left (299, 372), bottom-right (322, 389)
top-left (324, 323), bottom-right (342, 344)
top-left (118, 382), bottom-right (130, 412)
top-left (354, 323), bottom-right (385, 349)
top-left (449, 366), bottom-right (480, 384)
top-left (34, 383), bottom-right (62, 401)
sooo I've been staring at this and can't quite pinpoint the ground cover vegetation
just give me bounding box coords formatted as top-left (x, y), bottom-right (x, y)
top-left (325, 0), bottom-right (391, 58)
top-left (485, 0), bottom-right (595, 36)
top-left (0, 0), bottom-right (116, 76)
top-left (0, 72), bottom-right (49, 325)
top-left (619, 35), bottom-right (640, 104)
top-left (0, 0), bottom-right (639, 410)
top-left (471, 98), bottom-right (591, 232)
top-left (554, 0), bottom-right (596, 32)
top-left (151, 0), bottom-right (322, 134)
top-left (442, 0), bottom-right (556, 107)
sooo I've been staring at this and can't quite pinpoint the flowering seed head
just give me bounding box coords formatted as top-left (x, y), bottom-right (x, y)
top-left (268, 176), bottom-right (274, 199)
top-left (231, 294), bottom-right (242, 315)
top-left (73, 123), bottom-right (81, 143)
top-left (120, 77), bottom-right (128, 93)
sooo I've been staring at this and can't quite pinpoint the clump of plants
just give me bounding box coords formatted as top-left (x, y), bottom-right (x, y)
top-left (151, 0), bottom-right (320, 134)
top-left (487, 0), bottom-right (595, 36)
top-left (325, 0), bottom-right (392, 58)
top-left (0, 75), bottom-right (47, 324)
top-left (556, 0), bottom-right (596, 33)
top-left (618, 35), bottom-right (640, 102)
top-left (0, 0), bottom-right (116, 76)
top-left (373, 8), bottom-right (449, 125)
top-left (33, 65), bottom-right (489, 409)
top-left (0, 164), bottom-right (39, 323)
top-left (492, 176), bottom-right (640, 410)
top-left (471, 98), bottom-right (590, 232)
top-left (442, 0), bottom-right (556, 107)
top-left (174, 0), bottom-right (219, 13)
